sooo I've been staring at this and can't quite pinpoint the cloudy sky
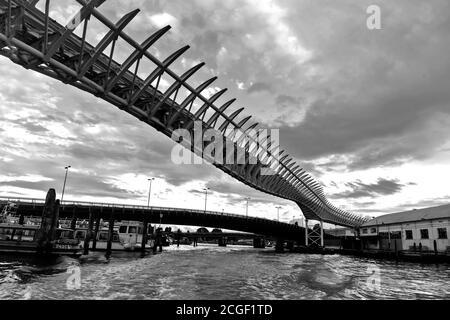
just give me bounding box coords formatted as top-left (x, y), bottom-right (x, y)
top-left (1, 0), bottom-right (449, 226)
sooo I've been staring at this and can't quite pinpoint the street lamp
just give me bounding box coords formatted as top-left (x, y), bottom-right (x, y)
top-left (245, 197), bottom-right (251, 217)
top-left (61, 165), bottom-right (71, 204)
top-left (147, 178), bottom-right (155, 208)
top-left (203, 188), bottom-right (210, 212)
top-left (276, 206), bottom-right (281, 222)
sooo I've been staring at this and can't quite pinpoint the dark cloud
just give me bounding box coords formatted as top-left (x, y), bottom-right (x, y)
top-left (330, 178), bottom-right (411, 199)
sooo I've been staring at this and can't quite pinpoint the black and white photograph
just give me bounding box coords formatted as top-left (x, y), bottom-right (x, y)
top-left (0, 0), bottom-right (449, 307)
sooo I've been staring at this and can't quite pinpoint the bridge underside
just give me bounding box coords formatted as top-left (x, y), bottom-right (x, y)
top-left (0, 0), bottom-right (370, 228)
top-left (1, 199), bottom-right (306, 241)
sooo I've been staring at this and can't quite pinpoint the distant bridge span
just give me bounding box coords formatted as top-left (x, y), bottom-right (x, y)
top-left (0, 197), bottom-right (305, 241)
top-left (0, 0), bottom-right (370, 228)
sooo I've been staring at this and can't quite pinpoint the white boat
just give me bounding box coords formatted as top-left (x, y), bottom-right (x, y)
top-left (74, 221), bottom-right (155, 252)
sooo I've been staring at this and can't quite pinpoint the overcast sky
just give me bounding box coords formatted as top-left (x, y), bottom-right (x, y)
top-left (1, 0), bottom-right (449, 226)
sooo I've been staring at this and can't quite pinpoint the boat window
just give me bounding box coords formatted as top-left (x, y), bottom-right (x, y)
top-left (59, 230), bottom-right (74, 239)
top-left (23, 229), bottom-right (36, 238)
top-left (113, 234), bottom-right (120, 242)
top-left (119, 226), bottom-right (127, 233)
top-left (0, 228), bottom-right (14, 235)
top-left (128, 226), bottom-right (137, 234)
top-left (138, 227), bottom-right (143, 234)
top-left (75, 231), bottom-right (86, 239)
top-left (99, 232), bottom-right (108, 241)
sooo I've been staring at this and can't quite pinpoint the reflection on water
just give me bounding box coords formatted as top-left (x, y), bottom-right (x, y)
top-left (1, 244), bottom-right (449, 300)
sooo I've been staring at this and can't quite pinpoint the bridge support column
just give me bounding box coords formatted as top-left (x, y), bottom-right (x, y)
top-left (253, 237), bottom-right (266, 248)
top-left (106, 211), bottom-right (115, 258)
top-left (305, 219), bottom-right (309, 246)
top-left (218, 237), bottom-right (227, 247)
top-left (92, 215), bottom-right (101, 250)
top-left (83, 208), bottom-right (94, 255)
top-left (141, 218), bottom-right (148, 254)
top-left (70, 207), bottom-right (77, 230)
top-left (105, 209), bottom-right (114, 258)
top-left (286, 241), bottom-right (294, 251)
top-left (320, 220), bottom-right (324, 248)
top-left (275, 239), bottom-right (285, 253)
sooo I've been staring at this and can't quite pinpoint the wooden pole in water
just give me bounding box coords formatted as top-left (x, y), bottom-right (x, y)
top-left (141, 217), bottom-right (148, 254)
top-left (92, 215), bottom-right (101, 250)
top-left (106, 210), bottom-right (115, 258)
top-left (37, 189), bottom-right (57, 254)
top-left (83, 207), bottom-right (94, 255)
top-left (70, 207), bottom-right (77, 230)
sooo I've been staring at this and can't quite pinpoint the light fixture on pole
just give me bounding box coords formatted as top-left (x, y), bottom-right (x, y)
top-left (203, 188), bottom-right (210, 212)
top-left (61, 165), bottom-right (71, 204)
top-left (276, 206), bottom-right (282, 222)
top-left (245, 197), bottom-right (251, 217)
top-left (147, 178), bottom-right (155, 208)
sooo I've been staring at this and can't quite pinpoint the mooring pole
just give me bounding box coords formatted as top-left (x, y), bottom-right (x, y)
top-left (83, 207), bottom-right (94, 255)
top-left (92, 215), bottom-right (101, 250)
top-left (141, 217), bottom-right (148, 254)
top-left (70, 207), bottom-right (77, 230)
top-left (106, 211), bottom-right (115, 258)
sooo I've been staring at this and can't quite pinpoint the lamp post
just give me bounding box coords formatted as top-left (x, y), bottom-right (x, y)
top-left (276, 206), bottom-right (281, 222)
top-left (203, 188), bottom-right (209, 212)
top-left (147, 178), bottom-right (155, 208)
top-left (61, 165), bottom-right (71, 204)
top-left (245, 197), bottom-right (250, 217)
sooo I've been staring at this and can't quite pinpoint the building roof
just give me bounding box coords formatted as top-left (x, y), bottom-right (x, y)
top-left (362, 203), bottom-right (450, 227)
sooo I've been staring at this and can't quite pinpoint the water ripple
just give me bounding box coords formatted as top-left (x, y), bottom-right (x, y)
top-left (0, 245), bottom-right (449, 300)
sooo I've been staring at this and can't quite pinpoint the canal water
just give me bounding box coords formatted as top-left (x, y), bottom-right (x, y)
top-left (0, 244), bottom-right (449, 300)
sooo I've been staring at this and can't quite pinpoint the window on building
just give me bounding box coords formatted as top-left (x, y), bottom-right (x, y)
top-left (437, 228), bottom-right (448, 239)
top-left (420, 229), bottom-right (429, 239)
top-left (362, 228), bottom-right (368, 234)
top-left (370, 228), bottom-right (377, 234)
top-left (405, 230), bottom-right (413, 240)
top-left (390, 231), bottom-right (401, 239)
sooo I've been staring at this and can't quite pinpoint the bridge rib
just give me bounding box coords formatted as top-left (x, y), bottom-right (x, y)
top-left (105, 25), bottom-right (171, 93)
top-left (149, 62), bottom-right (205, 118)
top-left (128, 45), bottom-right (189, 107)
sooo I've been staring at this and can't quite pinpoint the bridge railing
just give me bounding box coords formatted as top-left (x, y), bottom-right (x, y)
top-left (0, 196), bottom-right (288, 225)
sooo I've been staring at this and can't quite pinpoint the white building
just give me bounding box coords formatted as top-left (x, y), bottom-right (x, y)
top-left (360, 204), bottom-right (450, 252)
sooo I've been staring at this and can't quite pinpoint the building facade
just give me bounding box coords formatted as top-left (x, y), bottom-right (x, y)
top-left (359, 204), bottom-right (450, 253)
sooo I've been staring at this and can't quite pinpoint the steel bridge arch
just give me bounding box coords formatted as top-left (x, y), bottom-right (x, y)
top-left (0, 0), bottom-right (370, 228)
